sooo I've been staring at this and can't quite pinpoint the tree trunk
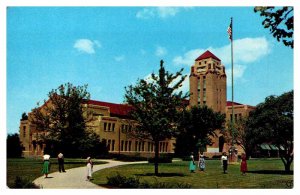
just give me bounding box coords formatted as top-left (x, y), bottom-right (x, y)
top-left (154, 140), bottom-right (159, 176)
top-left (284, 158), bottom-right (293, 173)
top-left (280, 154), bottom-right (293, 173)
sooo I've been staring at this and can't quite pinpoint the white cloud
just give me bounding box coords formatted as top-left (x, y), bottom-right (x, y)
top-left (173, 37), bottom-right (271, 66)
top-left (173, 49), bottom-right (205, 66)
top-left (155, 46), bottom-right (167, 57)
top-left (172, 37), bottom-right (271, 85)
top-left (73, 39), bottom-right (101, 54)
top-left (157, 7), bottom-right (180, 18)
top-left (136, 8), bottom-right (155, 19)
top-left (136, 7), bottom-right (188, 19)
top-left (226, 64), bottom-right (247, 86)
top-left (114, 55), bottom-right (125, 62)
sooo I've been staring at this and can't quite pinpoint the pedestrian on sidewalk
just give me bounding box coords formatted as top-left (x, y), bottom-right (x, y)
top-left (57, 152), bottom-right (66, 173)
top-left (86, 157), bottom-right (93, 181)
top-left (42, 154), bottom-right (51, 178)
top-left (198, 152), bottom-right (205, 172)
top-left (221, 152), bottom-right (228, 174)
top-left (240, 153), bottom-right (248, 175)
top-left (189, 152), bottom-right (196, 173)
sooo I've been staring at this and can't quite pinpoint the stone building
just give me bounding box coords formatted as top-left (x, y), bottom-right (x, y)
top-left (19, 50), bottom-right (254, 158)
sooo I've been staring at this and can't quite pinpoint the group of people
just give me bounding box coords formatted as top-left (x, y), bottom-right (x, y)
top-left (41, 152), bottom-right (94, 181)
top-left (189, 152), bottom-right (248, 175)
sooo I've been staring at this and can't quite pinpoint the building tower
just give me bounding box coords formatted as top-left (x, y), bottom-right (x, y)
top-left (189, 50), bottom-right (227, 113)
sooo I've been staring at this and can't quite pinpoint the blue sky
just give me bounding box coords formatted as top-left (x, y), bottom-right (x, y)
top-left (6, 6), bottom-right (294, 134)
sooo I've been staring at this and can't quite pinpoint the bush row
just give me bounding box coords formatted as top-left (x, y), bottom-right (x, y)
top-left (106, 173), bottom-right (191, 188)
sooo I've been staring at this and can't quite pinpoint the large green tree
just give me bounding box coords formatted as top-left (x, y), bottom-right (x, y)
top-left (31, 83), bottom-right (107, 158)
top-left (124, 60), bottom-right (188, 175)
top-left (175, 106), bottom-right (225, 157)
top-left (7, 133), bottom-right (24, 158)
top-left (246, 90), bottom-right (293, 172)
top-left (254, 6), bottom-right (293, 48)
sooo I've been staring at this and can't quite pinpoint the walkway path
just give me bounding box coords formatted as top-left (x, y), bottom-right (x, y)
top-left (33, 160), bottom-right (147, 189)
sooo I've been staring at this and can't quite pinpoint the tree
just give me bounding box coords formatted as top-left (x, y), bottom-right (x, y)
top-left (224, 117), bottom-right (253, 159)
top-left (31, 83), bottom-right (107, 157)
top-left (124, 60), bottom-right (188, 175)
top-left (175, 106), bottom-right (225, 157)
top-left (254, 6), bottom-right (293, 48)
top-left (7, 133), bottom-right (24, 158)
top-left (21, 112), bottom-right (28, 121)
top-left (246, 90), bottom-right (293, 172)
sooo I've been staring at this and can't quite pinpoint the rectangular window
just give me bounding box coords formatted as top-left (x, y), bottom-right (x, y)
top-left (235, 114), bottom-right (238, 122)
top-left (108, 123), bottom-right (111, 131)
top-left (108, 140), bottom-right (111, 151)
top-left (142, 141), bottom-right (145, 151)
top-left (104, 122), bottom-right (107, 131)
top-left (112, 123), bottom-right (115, 132)
top-left (125, 141), bottom-right (128, 151)
top-left (239, 113), bottom-right (242, 120)
top-left (138, 142), bottom-right (142, 151)
top-left (135, 141), bottom-right (138, 151)
top-left (112, 140), bottom-right (115, 151)
top-left (128, 141), bottom-right (132, 151)
top-left (121, 140), bottom-right (124, 151)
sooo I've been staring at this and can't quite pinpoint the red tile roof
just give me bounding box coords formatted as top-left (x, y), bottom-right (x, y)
top-left (226, 101), bottom-right (243, 107)
top-left (86, 100), bottom-right (132, 117)
top-left (195, 50), bottom-right (221, 61)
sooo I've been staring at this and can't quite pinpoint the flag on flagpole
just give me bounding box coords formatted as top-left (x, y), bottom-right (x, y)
top-left (227, 19), bottom-right (232, 40)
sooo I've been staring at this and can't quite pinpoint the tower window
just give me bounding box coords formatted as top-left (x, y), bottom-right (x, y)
top-left (23, 126), bottom-right (26, 137)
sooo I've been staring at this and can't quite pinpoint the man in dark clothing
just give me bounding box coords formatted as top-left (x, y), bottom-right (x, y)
top-left (57, 152), bottom-right (66, 172)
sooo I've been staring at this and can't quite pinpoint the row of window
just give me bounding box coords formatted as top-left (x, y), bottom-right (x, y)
top-left (103, 122), bottom-right (133, 132)
top-left (106, 139), bottom-right (169, 152)
top-left (197, 77), bottom-right (206, 105)
top-left (199, 61), bottom-right (220, 66)
top-left (230, 113), bottom-right (243, 121)
top-left (103, 122), bottom-right (116, 132)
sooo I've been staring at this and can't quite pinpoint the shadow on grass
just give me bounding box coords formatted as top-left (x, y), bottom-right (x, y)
top-left (135, 173), bottom-right (185, 177)
top-left (247, 170), bottom-right (293, 175)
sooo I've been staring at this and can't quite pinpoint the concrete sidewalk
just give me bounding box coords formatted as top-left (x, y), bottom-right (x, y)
top-left (33, 160), bottom-right (147, 189)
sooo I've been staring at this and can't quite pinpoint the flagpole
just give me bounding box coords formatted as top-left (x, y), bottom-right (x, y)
top-left (231, 17), bottom-right (234, 148)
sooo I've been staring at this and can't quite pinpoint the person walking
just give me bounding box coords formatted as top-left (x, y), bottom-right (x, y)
top-left (57, 152), bottom-right (66, 173)
top-left (240, 153), bottom-right (248, 175)
top-left (221, 152), bottom-right (228, 174)
top-left (198, 152), bottom-right (205, 172)
top-left (189, 152), bottom-right (196, 173)
top-left (86, 157), bottom-right (93, 181)
top-left (42, 154), bottom-right (51, 178)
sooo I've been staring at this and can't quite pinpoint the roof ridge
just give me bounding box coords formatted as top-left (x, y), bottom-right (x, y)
top-left (195, 50), bottom-right (221, 61)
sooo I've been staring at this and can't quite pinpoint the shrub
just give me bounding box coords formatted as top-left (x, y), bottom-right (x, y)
top-left (106, 173), bottom-right (191, 189)
top-left (11, 176), bottom-right (39, 189)
top-left (107, 173), bottom-right (140, 188)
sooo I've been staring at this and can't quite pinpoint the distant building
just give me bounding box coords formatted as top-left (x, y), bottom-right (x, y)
top-left (19, 50), bottom-right (255, 158)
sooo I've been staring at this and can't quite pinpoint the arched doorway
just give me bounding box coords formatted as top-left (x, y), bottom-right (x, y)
top-left (219, 136), bottom-right (225, 152)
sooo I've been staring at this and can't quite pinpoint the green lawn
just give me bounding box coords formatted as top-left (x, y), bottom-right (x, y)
top-left (7, 158), bottom-right (107, 188)
top-left (91, 158), bottom-right (293, 189)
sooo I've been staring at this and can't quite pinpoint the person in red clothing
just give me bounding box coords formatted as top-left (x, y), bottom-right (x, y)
top-left (240, 153), bottom-right (248, 175)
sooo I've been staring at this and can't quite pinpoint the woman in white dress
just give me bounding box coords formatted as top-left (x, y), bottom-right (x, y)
top-left (86, 157), bottom-right (93, 181)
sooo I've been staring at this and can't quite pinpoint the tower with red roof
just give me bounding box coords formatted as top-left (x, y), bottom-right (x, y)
top-left (189, 50), bottom-right (227, 113)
